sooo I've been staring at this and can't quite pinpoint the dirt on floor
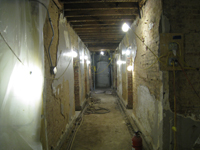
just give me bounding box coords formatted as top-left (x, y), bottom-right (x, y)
top-left (61, 91), bottom-right (132, 150)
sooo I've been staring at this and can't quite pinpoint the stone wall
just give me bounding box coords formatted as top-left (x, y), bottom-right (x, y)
top-left (43, 1), bottom-right (91, 149)
top-left (116, 0), bottom-right (163, 149)
top-left (163, 0), bottom-right (200, 149)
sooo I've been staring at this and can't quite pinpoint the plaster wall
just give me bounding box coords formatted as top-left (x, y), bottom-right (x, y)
top-left (116, 0), bottom-right (163, 149)
top-left (43, 1), bottom-right (91, 149)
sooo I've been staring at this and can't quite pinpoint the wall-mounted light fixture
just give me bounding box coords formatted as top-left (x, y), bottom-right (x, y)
top-left (87, 60), bottom-right (91, 65)
top-left (84, 56), bottom-right (88, 60)
top-left (127, 65), bottom-right (133, 71)
top-left (117, 60), bottom-right (126, 65)
top-left (126, 49), bottom-right (130, 55)
top-left (50, 66), bottom-right (57, 74)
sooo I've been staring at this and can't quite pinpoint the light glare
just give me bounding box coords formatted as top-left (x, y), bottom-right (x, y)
top-left (63, 51), bottom-right (77, 58)
top-left (126, 50), bottom-right (130, 55)
top-left (100, 51), bottom-right (104, 55)
top-left (122, 23), bottom-right (130, 32)
top-left (72, 51), bottom-right (77, 58)
top-left (84, 56), bottom-right (88, 60)
top-left (87, 60), bottom-right (91, 64)
top-left (127, 65), bottom-right (133, 71)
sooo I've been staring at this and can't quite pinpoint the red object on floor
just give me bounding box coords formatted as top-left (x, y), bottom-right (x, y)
top-left (132, 131), bottom-right (142, 150)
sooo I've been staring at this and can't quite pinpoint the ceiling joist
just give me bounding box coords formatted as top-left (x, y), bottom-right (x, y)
top-left (67, 15), bottom-right (135, 22)
top-left (60, 0), bottom-right (139, 3)
top-left (60, 0), bottom-right (139, 51)
top-left (64, 2), bottom-right (138, 10)
top-left (64, 9), bottom-right (138, 17)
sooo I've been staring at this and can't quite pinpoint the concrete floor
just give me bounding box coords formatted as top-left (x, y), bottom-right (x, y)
top-left (70, 91), bottom-right (132, 150)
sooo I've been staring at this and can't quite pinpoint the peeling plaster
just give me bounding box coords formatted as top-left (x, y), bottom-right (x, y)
top-left (136, 85), bottom-right (163, 149)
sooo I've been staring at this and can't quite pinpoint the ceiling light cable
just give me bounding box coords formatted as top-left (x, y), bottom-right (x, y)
top-left (29, 0), bottom-right (55, 74)
top-left (0, 32), bottom-right (24, 66)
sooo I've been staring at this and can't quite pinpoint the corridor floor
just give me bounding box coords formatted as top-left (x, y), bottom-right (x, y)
top-left (67, 91), bottom-right (132, 150)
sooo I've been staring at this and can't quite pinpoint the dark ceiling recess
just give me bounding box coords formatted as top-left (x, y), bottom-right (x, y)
top-left (60, 0), bottom-right (139, 51)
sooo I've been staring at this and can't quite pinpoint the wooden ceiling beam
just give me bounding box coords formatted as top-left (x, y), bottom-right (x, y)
top-left (72, 25), bottom-right (123, 28)
top-left (67, 15), bottom-right (135, 22)
top-left (83, 40), bottom-right (121, 43)
top-left (64, 2), bottom-right (138, 10)
top-left (61, 0), bottom-right (139, 3)
top-left (64, 9), bottom-right (138, 17)
top-left (88, 48), bottom-right (116, 51)
top-left (77, 32), bottom-right (124, 36)
top-left (79, 35), bottom-right (124, 38)
top-left (70, 21), bottom-right (132, 26)
top-left (80, 36), bottom-right (123, 39)
top-left (75, 30), bottom-right (124, 34)
top-left (87, 43), bottom-right (119, 47)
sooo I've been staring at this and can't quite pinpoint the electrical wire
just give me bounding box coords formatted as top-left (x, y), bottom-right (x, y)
top-left (29, 0), bottom-right (54, 68)
top-left (45, 58), bottom-right (72, 80)
top-left (177, 60), bottom-right (200, 101)
top-left (84, 98), bottom-right (110, 115)
top-left (0, 32), bottom-right (24, 66)
top-left (95, 51), bottom-right (116, 75)
top-left (68, 116), bottom-right (84, 150)
top-left (134, 31), bottom-right (159, 60)
top-left (172, 62), bottom-right (177, 150)
top-left (142, 52), bottom-right (170, 70)
top-left (69, 96), bottom-right (110, 150)
top-left (84, 106), bottom-right (110, 115)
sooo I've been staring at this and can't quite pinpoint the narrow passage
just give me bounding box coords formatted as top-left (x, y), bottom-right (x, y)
top-left (69, 91), bottom-right (132, 150)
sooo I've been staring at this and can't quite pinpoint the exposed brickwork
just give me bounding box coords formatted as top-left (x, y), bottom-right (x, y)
top-left (127, 57), bottom-right (133, 109)
top-left (43, 2), bottom-right (63, 149)
top-left (74, 65), bottom-right (81, 110)
top-left (43, 1), bottom-right (90, 149)
top-left (116, 0), bottom-right (163, 149)
top-left (163, 0), bottom-right (200, 120)
top-left (84, 60), bottom-right (87, 96)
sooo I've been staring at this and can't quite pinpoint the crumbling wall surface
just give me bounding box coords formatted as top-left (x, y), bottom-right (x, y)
top-left (163, 0), bottom-right (200, 149)
top-left (43, 2), bottom-right (72, 149)
top-left (132, 0), bottom-right (163, 149)
top-left (43, 2), bottom-right (91, 149)
top-left (116, 0), bottom-right (163, 149)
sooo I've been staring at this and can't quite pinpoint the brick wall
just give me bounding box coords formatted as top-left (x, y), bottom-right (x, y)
top-left (43, 1), bottom-right (91, 149)
top-left (163, 0), bottom-right (200, 149)
top-left (163, 0), bottom-right (200, 120)
top-left (116, 0), bottom-right (163, 149)
top-left (127, 57), bottom-right (133, 109)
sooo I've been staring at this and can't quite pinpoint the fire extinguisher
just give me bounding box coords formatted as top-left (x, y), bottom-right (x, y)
top-left (132, 131), bottom-right (142, 150)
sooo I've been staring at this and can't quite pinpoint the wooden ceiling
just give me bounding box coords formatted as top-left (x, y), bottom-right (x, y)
top-left (60, 0), bottom-right (140, 51)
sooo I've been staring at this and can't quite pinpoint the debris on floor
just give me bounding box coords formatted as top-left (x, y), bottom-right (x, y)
top-left (94, 90), bottom-right (105, 94)
top-left (105, 90), bottom-right (112, 94)
top-left (60, 92), bottom-right (132, 150)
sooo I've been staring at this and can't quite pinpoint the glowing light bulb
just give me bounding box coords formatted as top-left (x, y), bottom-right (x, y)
top-left (72, 51), bottom-right (77, 58)
top-left (127, 65), bottom-right (132, 71)
top-left (122, 23), bottom-right (130, 32)
top-left (100, 51), bottom-right (104, 55)
top-left (126, 50), bottom-right (130, 55)
top-left (84, 56), bottom-right (88, 60)
top-left (87, 60), bottom-right (91, 64)
top-left (117, 60), bottom-right (121, 65)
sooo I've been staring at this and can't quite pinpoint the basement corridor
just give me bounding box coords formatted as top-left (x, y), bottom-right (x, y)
top-left (60, 90), bottom-right (132, 150)
top-left (2, 0), bottom-right (200, 150)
